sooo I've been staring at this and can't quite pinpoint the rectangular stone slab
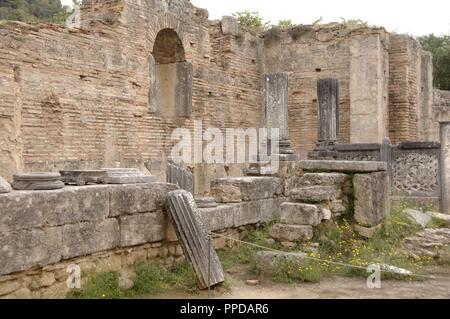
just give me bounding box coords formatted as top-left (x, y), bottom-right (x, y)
top-left (295, 160), bottom-right (387, 173)
top-left (167, 190), bottom-right (224, 289)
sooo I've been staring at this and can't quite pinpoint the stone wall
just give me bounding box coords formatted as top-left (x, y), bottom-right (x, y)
top-left (0, 0), bottom-right (434, 185)
top-left (431, 89), bottom-right (450, 141)
top-left (388, 35), bottom-right (433, 143)
top-left (0, 178), bottom-right (285, 298)
top-left (0, 0), bottom-right (263, 182)
top-left (263, 25), bottom-right (390, 158)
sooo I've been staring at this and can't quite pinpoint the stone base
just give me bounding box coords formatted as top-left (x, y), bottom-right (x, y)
top-left (11, 173), bottom-right (64, 191)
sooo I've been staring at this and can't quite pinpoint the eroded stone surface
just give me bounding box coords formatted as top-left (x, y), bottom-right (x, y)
top-left (62, 219), bottom-right (120, 260)
top-left (211, 177), bottom-right (283, 202)
top-left (0, 177), bottom-right (12, 194)
top-left (290, 186), bottom-right (342, 203)
top-left (295, 161), bottom-right (387, 173)
top-left (402, 228), bottom-right (450, 260)
top-left (402, 209), bottom-right (432, 228)
top-left (280, 203), bottom-right (321, 226)
top-left (269, 224), bottom-right (313, 242)
top-left (353, 172), bottom-right (389, 227)
top-left (298, 173), bottom-right (349, 187)
top-left (0, 227), bottom-right (63, 276)
top-left (354, 224), bottom-right (382, 239)
top-left (119, 211), bottom-right (166, 247)
top-left (109, 183), bottom-right (177, 216)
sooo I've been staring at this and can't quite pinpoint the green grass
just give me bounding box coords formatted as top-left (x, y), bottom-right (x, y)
top-left (427, 217), bottom-right (449, 229)
top-left (68, 261), bottom-right (199, 299)
top-left (218, 208), bottom-right (431, 284)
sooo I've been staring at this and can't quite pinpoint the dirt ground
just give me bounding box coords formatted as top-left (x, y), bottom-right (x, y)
top-left (149, 265), bottom-right (450, 299)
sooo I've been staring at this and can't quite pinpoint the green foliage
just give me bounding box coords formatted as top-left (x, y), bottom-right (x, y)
top-left (419, 34), bottom-right (450, 90)
top-left (232, 11), bottom-right (270, 31)
top-left (340, 17), bottom-right (369, 28)
top-left (0, 0), bottom-right (78, 25)
top-left (68, 261), bottom-right (199, 299)
top-left (275, 19), bottom-right (294, 29)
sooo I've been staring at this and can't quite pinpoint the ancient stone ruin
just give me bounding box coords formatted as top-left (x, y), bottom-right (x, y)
top-left (0, 0), bottom-right (449, 298)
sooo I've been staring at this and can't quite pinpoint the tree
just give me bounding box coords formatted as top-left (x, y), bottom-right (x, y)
top-left (419, 34), bottom-right (450, 90)
top-left (0, 0), bottom-right (73, 24)
top-left (232, 11), bottom-right (270, 31)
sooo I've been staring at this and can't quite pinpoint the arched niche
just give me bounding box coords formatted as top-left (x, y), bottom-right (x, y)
top-left (149, 28), bottom-right (192, 118)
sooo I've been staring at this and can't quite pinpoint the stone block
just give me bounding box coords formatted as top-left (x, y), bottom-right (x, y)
top-left (254, 251), bottom-right (307, 274)
top-left (62, 219), bottom-right (120, 260)
top-left (210, 183), bottom-right (242, 203)
top-left (402, 209), bottom-right (432, 228)
top-left (0, 186), bottom-right (110, 232)
top-left (290, 186), bottom-right (342, 203)
top-left (221, 16), bottom-right (239, 36)
top-left (119, 211), bottom-right (166, 247)
top-left (298, 173), bottom-right (349, 187)
top-left (353, 172), bottom-right (389, 227)
top-left (200, 204), bottom-right (240, 232)
top-left (354, 224), bottom-right (382, 239)
top-left (0, 177), bottom-right (12, 193)
top-left (0, 227), bottom-right (62, 276)
top-left (211, 177), bottom-right (283, 202)
top-left (109, 183), bottom-right (177, 216)
top-left (280, 203), bottom-right (321, 226)
top-left (269, 224), bottom-right (313, 242)
top-left (330, 200), bottom-right (347, 216)
top-left (295, 160), bottom-right (387, 173)
top-left (200, 198), bottom-right (284, 232)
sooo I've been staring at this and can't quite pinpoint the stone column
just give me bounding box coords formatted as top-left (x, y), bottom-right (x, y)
top-left (309, 78), bottom-right (339, 159)
top-left (262, 73), bottom-right (298, 161)
top-left (317, 78), bottom-right (339, 146)
top-left (440, 121), bottom-right (450, 215)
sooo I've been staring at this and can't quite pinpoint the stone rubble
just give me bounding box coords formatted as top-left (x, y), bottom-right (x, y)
top-left (402, 209), bottom-right (433, 228)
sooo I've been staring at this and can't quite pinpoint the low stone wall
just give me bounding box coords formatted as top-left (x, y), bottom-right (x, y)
top-left (309, 141), bottom-right (442, 210)
top-left (211, 161), bottom-right (390, 240)
top-left (0, 160), bottom-right (391, 298)
top-left (0, 180), bottom-right (283, 298)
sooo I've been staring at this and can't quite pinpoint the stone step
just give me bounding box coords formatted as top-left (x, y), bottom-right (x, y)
top-left (290, 186), bottom-right (342, 203)
top-left (269, 224), bottom-right (313, 242)
top-left (280, 203), bottom-right (321, 226)
top-left (210, 176), bottom-right (283, 203)
top-left (297, 173), bottom-right (349, 187)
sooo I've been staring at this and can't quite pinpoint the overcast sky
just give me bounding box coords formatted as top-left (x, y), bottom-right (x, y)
top-left (62, 0), bottom-right (449, 36)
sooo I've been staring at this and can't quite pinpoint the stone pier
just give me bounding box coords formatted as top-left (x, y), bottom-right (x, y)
top-left (262, 73), bottom-right (298, 161)
top-left (309, 78), bottom-right (340, 159)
